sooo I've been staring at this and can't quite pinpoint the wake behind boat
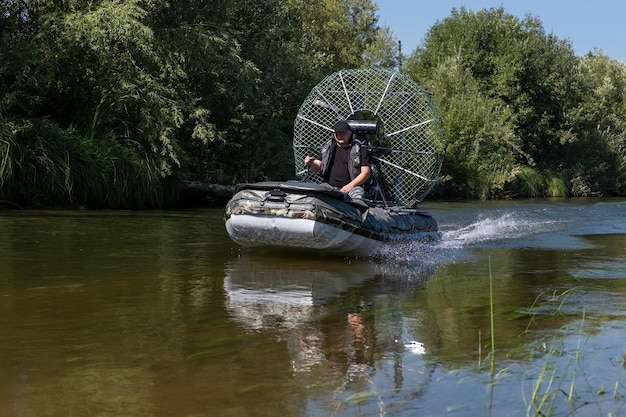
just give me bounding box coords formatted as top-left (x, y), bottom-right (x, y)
top-left (224, 67), bottom-right (446, 256)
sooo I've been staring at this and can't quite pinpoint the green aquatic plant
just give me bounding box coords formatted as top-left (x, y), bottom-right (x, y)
top-left (483, 263), bottom-right (626, 416)
top-left (513, 287), bottom-right (579, 333)
top-left (489, 256), bottom-right (496, 376)
top-left (522, 312), bottom-right (586, 417)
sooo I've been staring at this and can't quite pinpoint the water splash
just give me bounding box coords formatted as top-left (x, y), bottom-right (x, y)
top-left (439, 212), bottom-right (539, 248)
top-left (372, 211), bottom-right (563, 266)
top-left (370, 240), bottom-right (444, 284)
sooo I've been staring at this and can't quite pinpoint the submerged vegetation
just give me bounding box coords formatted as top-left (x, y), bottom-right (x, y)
top-left (456, 270), bottom-right (626, 416)
top-left (1, 2), bottom-right (625, 207)
top-left (477, 279), bottom-right (626, 416)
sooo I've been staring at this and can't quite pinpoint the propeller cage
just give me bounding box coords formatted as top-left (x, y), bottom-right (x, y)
top-left (293, 67), bottom-right (446, 207)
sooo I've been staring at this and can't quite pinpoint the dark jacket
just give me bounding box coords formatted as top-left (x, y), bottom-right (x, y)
top-left (319, 138), bottom-right (367, 182)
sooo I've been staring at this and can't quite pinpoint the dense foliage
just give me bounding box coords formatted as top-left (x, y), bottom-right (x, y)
top-left (406, 7), bottom-right (626, 198)
top-left (0, 0), bottom-right (393, 207)
top-left (1, 3), bottom-right (625, 207)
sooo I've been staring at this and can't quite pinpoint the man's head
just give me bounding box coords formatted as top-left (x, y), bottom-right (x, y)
top-left (333, 120), bottom-right (352, 134)
top-left (333, 120), bottom-right (352, 145)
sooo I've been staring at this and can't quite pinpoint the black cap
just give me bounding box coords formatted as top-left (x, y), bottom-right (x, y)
top-left (333, 120), bottom-right (351, 133)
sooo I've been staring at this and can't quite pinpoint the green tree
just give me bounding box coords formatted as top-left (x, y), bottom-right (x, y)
top-left (407, 6), bottom-right (626, 197)
top-left (421, 55), bottom-right (522, 198)
top-left (0, 0), bottom-right (184, 207)
top-left (565, 52), bottom-right (626, 195)
top-left (196, 0), bottom-right (390, 183)
top-left (1, 0), bottom-right (394, 207)
top-left (147, 0), bottom-right (262, 183)
top-left (363, 25), bottom-right (398, 68)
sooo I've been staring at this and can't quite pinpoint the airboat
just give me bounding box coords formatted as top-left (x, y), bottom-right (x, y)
top-left (224, 67), bottom-right (446, 256)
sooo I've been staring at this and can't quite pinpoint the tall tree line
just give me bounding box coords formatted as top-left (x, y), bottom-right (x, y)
top-left (1, 3), bottom-right (625, 208)
top-left (0, 0), bottom-right (394, 207)
top-left (407, 7), bottom-right (626, 198)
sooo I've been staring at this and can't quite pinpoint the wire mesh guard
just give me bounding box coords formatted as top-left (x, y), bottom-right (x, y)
top-left (293, 67), bottom-right (445, 207)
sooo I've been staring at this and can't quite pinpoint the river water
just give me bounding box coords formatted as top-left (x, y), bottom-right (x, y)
top-left (1, 198), bottom-right (626, 417)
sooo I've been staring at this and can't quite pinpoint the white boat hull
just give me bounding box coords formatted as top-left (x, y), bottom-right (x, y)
top-left (225, 214), bottom-right (382, 255)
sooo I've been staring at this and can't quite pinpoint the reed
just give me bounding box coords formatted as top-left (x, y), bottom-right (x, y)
top-left (484, 265), bottom-right (625, 416)
top-left (0, 126), bottom-right (13, 190)
top-left (488, 256), bottom-right (495, 375)
top-left (0, 118), bottom-right (177, 208)
top-left (506, 167), bottom-right (568, 197)
top-left (512, 166), bottom-right (544, 197)
top-left (544, 174), bottom-right (567, 197)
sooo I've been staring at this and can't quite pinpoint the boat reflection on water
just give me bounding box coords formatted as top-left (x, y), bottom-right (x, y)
top-left (224, 241), bottom-right (441, 329)
top-left (224, 254), bottom-right (377, 331)
top-left (224, 254), bottom-right (382, 375)
top-left (223, 252), bottom-right (438, 413)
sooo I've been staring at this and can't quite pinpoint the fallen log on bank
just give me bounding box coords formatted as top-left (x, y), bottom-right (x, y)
top-left (179, 181), bottom-right (235, 206)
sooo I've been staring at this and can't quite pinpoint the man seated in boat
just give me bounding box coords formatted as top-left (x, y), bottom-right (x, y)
top-left (303, 120), bottom-right (371, 200)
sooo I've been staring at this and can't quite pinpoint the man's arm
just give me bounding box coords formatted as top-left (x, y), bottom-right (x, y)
top-left (304, 156), bottom-right (322, 172)
top-left (340, 165), bottom-right (371, 193)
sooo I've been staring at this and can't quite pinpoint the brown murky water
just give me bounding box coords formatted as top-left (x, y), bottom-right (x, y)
top-left (1, 199), bottom-right (626, 416)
